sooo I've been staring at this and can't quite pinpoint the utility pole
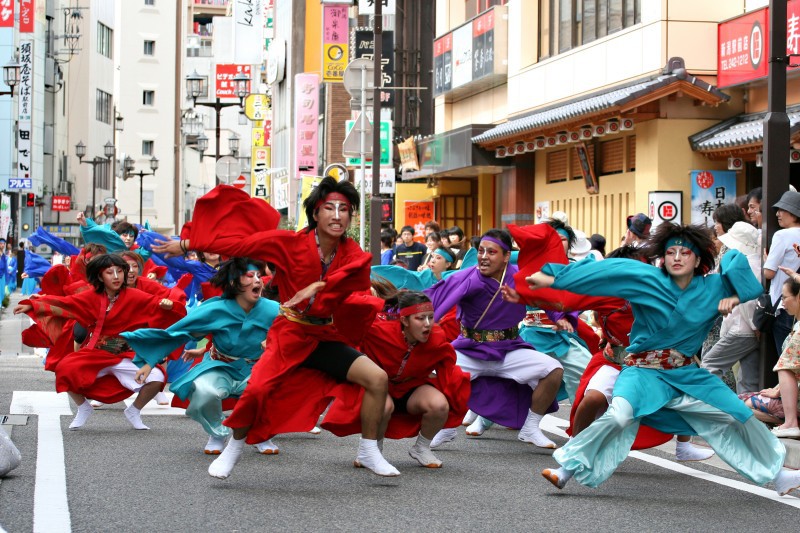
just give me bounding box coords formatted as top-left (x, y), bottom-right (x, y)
top-left (369, 0), bottom-right (383, 264)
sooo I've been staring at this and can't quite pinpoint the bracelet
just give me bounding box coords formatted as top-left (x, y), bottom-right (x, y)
top-left (179, 240), bottom-right (188, 254)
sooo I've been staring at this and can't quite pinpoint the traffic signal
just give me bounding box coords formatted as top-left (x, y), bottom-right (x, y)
top-left (26, 193), bottom-right (34, 207)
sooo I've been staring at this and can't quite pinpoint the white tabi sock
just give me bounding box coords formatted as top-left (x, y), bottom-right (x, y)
top-left (69, 401), bottom-right (94, 430)
top-left (208, 437), bottom-right (246, 479)
top-left (356, 438), bottom-right (400, 477)
top-left (123, 405), bottom-right (149, 430)
top-left (409, 433), bottom-right (442, 468)
top-left (518, 410), bottom-right (556, 449)
top-left (774, 468), bottom-right (800, 496)
top-left (675, 438), bottom-right (715, 462)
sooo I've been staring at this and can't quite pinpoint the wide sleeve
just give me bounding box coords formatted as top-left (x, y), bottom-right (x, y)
top-left (718, 249), bottom-right (763, 302)
top-left (424, 269), bottom-right (472, 322)
top-left (543, 258), bottom-right (664, 305)
top-left (313, 241), bottom-right (373, 311)
top-left (80, 218), bottom-right (126, 253)
top-left (24, 290), bottom-right (98, 328)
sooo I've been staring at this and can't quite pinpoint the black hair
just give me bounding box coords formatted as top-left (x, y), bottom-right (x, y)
top-left (398, 291), bottom-right (432, 326)
top-left (426, 231), bottom-right (442, 244)
top-left (400, 225), bottom-right (415, 235)
top-left (470, 235), bottom-right (482, 250)
top-left (712, 203), bottom-right (747, 234)
top-left (746, 187), bottom-right (762, 204)
top-left (448, 226), bottom-right (465, 240)
top-left (641, 222), bottom-right (715, 276)
top-left (111, 221), bottom-right (138, 241)
top-left (380, 232), bottom-right (394, 248)
top-left (117, 251), bottom-right (144, 273)
top-left (390, 259), bottom-right (408, 269)
top-left (783, 277), bottom-right (800, 297)
top-left (546, 219), bottom-right (577, 251)
top-left (85, 254), bottom-right (130, 293)
top-left (210, 257), bottom-right (266, 299)
top-left (480, 228), bottom-right (513, 253)
top-left (606, 244), bottom-right (646, 261)
top-left (303, 176), bottom-right (359, 232)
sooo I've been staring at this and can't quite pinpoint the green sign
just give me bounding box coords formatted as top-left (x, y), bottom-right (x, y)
top-left (345, 119), bottom-right (392, 167)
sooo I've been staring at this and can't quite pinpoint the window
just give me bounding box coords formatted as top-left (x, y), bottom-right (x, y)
top-left (97, 23), bottom-right (113, 59)
top-left (546, 150), bottom-right (568, 183)
top-left (598, 138), bottom-right (624, 175)
top-left (145, 0), bottom-right (155, 5)
top-left (143, 40), bottom-right (155, 56)
top-left (142, 140), bottom-right (154, 155)
top-left (143, 90), bottom-right (155, 106)
top-left (539, 0), bottom-right (641, 59)
top-left (96, 90), bottom-right (112, 124)
top-left (97, 160), bottom-right (111, 191)
top-left (465, 0), bottom-right (507, 17)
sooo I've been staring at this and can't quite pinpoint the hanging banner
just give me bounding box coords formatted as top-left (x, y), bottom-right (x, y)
top-left (233, 0), bottom-right (266, 64)
top-left (0, 194), bottom-right (11, 240)
top-left (690, 170), bottom-right (736, 228)
top-left (322, 4), bottom-right (349, 83)
top-left (296, 175), bottom-right (323, 229)
top-left (294, 73), bottom-right (320, 177)
top-left (353, 29), bottom-right (394, 107)
top-left (397, 136), bottom-right (420, 173)
top-left (14, 40), bottom-right (33, 190)
top-left (358, 0), bottom-right (396, 15)
top-left (251, 146), bottom-right (270, 201)
top-left (0, 0), bottom-right (14, 28)
top-left (272, 174), bottom-right (289, 210)
top-left (404, 200), bottom-right (434, 243)
top-left (19, 0), bottom-right (33, 33)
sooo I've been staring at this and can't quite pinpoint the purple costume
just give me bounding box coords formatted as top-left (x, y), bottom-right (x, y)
top-left (425, 265), bottom-right (559, 428)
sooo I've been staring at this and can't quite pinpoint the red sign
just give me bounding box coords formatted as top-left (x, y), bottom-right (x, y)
top-left (718, 1), bottom-right (800, 88)
top-left (0, 0), bottom-right (14, 28)
top-left (215, 64), bottom-right (252, 99)
top-left (51, 195), bottom-right (71, 212)
top-left (404, 201), bottom-right (434, 243)
top-left (19, 0), bottom-right (33, 33)
top-left (232, 175), bottom-right (247, 190)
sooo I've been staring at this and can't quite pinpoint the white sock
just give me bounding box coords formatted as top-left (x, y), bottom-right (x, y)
top-left (357, 438), bottom-right (400, 477)
top-left (555, 466), bottom-right (573, 481)
top-left (123, 405), bottom-right (149, 430)
top-left (69, 401), bottom-right (94, 430)
top-left (415, 434), bottom-right (432, 449)
top-left (524, 410), bottom-right (544, 430)
top-left (208, 437), bottom-right (246, 479)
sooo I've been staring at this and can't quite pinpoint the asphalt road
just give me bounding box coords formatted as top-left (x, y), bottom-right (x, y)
top-left (1, 305), bottom-right (800, 532)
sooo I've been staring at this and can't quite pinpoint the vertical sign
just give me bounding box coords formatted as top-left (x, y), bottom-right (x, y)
top-left (273, 174), bottom-right (289, 211)
top-left (358, 0), bottom-right (396, 15)
top-left (233, 0), bottom-right (265, 64)
top-left (451, 24), bottom-right (472, 89)
top-left (294, 73), bottom-right (320, 177)
top-left (0, 0), bottom-right (14, 27)
top-left (296, 175), bottom-right (323, 229)
top-left (648, 191), bottom-right (682, 227)
top-left (19, 0), bottom-right (33, 33)
top-left (0, 194), bottom-right (11, 240)
top-left (322, 4), bottom-right (349, 83)
top-left (353, 30), bottom-right (394, 106)
top-left (15, 40), bottom-right (33, 190)
top-left (472, 9), bottom-right (495, 80)
top-left (690, 170), bottom-right (736, 227)
top-left (433, 33), bottom-right (452, 97)
top-left (251, 146), bottom-right (270, 201)
top-left (404, 201), bottom-right (434, 242)
top-left (215, 64), bottom-right (252, 99)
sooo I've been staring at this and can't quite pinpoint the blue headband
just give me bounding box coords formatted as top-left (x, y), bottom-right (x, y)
top-left (555, 228), bottom-right (569, 239)
top-left (433, 248), bottom-right (454, 262)
top-left (665, 237), bottom-right (700, 256)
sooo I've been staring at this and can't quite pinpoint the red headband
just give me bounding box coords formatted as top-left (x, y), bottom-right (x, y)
top-left (399, 302), bottom-right (434, 317)
top-left (314, 192), bottom-right (351, 211)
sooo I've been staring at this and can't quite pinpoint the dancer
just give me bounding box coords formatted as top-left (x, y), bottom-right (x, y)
top-left (425, 229), bottom-right (563, 449)
top-left (322, 291), bottom-right (470, 468)
top-left (14, 254), bottom-right (183, 430)
top-left (527, 222), bottom-right (800, 497)
top-left (123, 258), bottom-right (280, 454)
top-left (152, 179), bottom-right (395, 479)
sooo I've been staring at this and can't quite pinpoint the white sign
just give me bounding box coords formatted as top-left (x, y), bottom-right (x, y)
top-left (0, 194), bottom-right (11, 239)
top-left (17, 40), bottom-right (33, 190)
top-left (648, 190), bottom-right (683, 227)
top-left (233, 0), bottom-right (266, 64)
top-left (358, 0), bottom-right (396, 15)
top-left (354, 167), bottom-right (396, 194)
top-left (272, 174), bottom-right (289, 210)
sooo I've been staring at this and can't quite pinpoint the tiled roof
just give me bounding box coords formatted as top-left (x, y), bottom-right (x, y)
top-left (689, 104), bottom-right (800, 152)
top-left (472, 71), bottom-right (728, 145)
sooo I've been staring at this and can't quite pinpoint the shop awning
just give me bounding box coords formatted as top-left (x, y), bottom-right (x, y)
top-left (472, 59), bottom-right (730, 148)
top-left (689, 104), bottom-right (800, 158)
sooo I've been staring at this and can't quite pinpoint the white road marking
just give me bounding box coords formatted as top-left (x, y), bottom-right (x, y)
top-left (10, 391), bottom-right (73, 533)
top-left (540, 415), bottom-right (800, 508)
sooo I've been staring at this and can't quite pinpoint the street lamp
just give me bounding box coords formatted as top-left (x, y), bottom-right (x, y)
top-left (185, 70), bottom-right (250, 182)
top-left (228, 132), bottom-right (240, 156)
top-left (76, 140), bottom-right (114, 218)
top-left (1, 57), bottom-right (20, 96)
top-left (124, 156), bottom-right (159, 224)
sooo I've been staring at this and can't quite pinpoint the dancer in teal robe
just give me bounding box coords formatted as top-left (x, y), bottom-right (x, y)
top-left (122, 258), bottom-right (279, 455)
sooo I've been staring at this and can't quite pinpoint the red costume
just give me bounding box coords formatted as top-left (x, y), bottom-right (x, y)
top-left (187, 185), bottom-right (381, 444)
top-left (322, 320), bottom-right (471, 438)
top-left (23, 288), bottom-right (185, 403)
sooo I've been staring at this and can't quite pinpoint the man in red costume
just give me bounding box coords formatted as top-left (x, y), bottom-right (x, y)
top-left (153, 177), bottom-right (396, 479)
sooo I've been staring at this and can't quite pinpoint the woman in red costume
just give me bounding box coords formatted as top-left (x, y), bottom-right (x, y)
top-left (152, 177), bottom-right (396, 479)
top-left (322, 292), bottom-right (470, 469)
top-left (14, 254), bottom-right (184, 430)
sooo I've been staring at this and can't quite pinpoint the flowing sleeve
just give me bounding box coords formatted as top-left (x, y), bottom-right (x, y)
top-left (313, 241), bottom-right (372, 312)
top-left (24, 290), bottom-right (98, 327)
top-left (424, 269), bottom-right (472, 322)
top-left (718, 249), bottom-right (763, 302)
top-left (80, 218), bottom-right (126, 252)
top-left (543, 258), bottom-right (664, 306)
top-left (371, 265), bottom-right (437, 291)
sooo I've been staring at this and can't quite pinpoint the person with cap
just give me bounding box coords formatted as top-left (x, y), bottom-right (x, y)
top-left (764, 190), bottom-right (800, 353)
top-left (568, 230), bottom-right (593, 261)
top-left (701, 221), bottom-right (762, 393)
top-left (528, 221), bottom-right (800, 498)
top-left (623, 213), bottom-right (652, 247)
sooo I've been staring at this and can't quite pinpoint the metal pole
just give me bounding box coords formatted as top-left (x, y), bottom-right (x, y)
top-left (760, 0), bottom-right (790, 388)
top-left (369, 0), bottom-right (384, 264)
top-left (359, 64), bottom-right (367, 249)
top-left (215, 100), bottom-right (222, 186)
top-left (91, 159), bottom-right (97, 219)
top-left (140, 173), bottom-right (144, 225)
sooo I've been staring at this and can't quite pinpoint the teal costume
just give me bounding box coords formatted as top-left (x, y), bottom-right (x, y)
top-left (80, 218), bottom-right (151, 261)
top-left (544, 252), bottom-right (786, 487)
top-left (122, 297), bottom-right (279, 438)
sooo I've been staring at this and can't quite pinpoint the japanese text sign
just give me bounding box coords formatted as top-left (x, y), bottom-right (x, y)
top-left (17, 40), bottom-right (33, 189)
top-left (19, 0), bottom-right (33, 33)
top-left (294, 73), bottom-right (320, 177)
top-left (51, 196), bottom-right (71, 212)
top-left (215, 64), bottom-right (252, 99)
top-left (690, 170), bottom-right (736, 228)
top-left (323, 5), bottom-right (349, 83)
top-left (0, 0), bottom-right (13, 28)
top-left (404, 201), bottom-right (434, 242)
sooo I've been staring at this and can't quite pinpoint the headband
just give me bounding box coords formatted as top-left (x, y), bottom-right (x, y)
top-left (247, 263), bottom-right (260, 272)
top-left (665, 237), bottom-right (700, 257)
top-left (314, 192), bottom-right (351, 211)
top-left (433, 248), bottom-right (454, 262)
top-left (555, 228), bottom-right (570, 239)
top-left (399, 301), bottom-right (434, 317)
top-left (480, 235), bottom-right (510, 252)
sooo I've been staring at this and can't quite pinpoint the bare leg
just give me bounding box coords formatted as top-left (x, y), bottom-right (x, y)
top-left (775, 370), bottom-right (799, 429)
top-left (406, 385), bottom-right (449, 440)
top-left (132, 382), bottom-right (161, 409)
top-left (531, 368), bottom-right (563, 415)
top-left (572, 390), bottom-right (608, 436)
top-left (346, 356), bottom-right (389, 440)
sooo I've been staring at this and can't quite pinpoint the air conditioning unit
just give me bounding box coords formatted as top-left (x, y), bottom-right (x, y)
top-left (728, 157), bottom-right (744, 170)
top-left (620, 118), bottom-right (635, 130)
